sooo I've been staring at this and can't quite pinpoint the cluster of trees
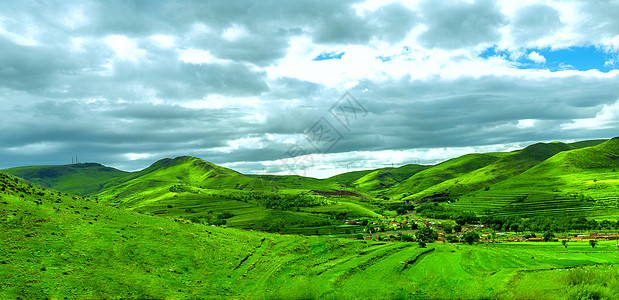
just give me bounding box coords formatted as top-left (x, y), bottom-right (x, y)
top-left (480, 215), bottom-right (619, 232)
top-left (385, 202), bottom-right (415, 215)
top-left (414, 202), bottom-right (619, 233)
top-left (250, 193), bottom-right (327, 210)
top-left (185, 211), bottom-right (234, 226)
top-left (256, 213), bottom-right (332, 233)
top-left (416, 203), bottom-right (479, 224)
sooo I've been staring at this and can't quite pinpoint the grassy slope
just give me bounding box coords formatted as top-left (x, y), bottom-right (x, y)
top-left (3, 163), bottom-right (128, 197)
top-left (406, 142), bottom-right (575, 202)
top-left (451, 138), bottom-right (619, 217)
top-left (88, 157), bottom-right (377, 232)
top-left (348, 164), bottom-right (429, 192)
top-left (569, 139), bottom-right (608, 149)
top-left (3, 172), bottom-right (619, 299)
top-left (384, 153), bottom-right (504, 201)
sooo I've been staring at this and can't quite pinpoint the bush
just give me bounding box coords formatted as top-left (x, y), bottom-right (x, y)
top-left (543, 230), bottom-right (555, 242)
top-left (565, 284), bottom-right (610, 300)
top-left (400, 234), bottom-right (414, 242)
top-left (463, 232), bottom-right (479, 245)
top-left (416, 227), bottom-right (438, 243)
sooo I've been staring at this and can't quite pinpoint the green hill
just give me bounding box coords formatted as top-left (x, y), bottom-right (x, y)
top-left (329, 164), bottom-right (429, 192)
top-left (451, 138), bottom-right (619, 217)
top-left (3, 157), bottom-right (380, 234)
top-left (405, 142), bottom-right (575, 202)
top-left (384, 153), bottom-right (504, 201)
top-left (3, 163), bottom-right (128, 197)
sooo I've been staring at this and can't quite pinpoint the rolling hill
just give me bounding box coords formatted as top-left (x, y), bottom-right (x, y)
top-left (3, 163), bottom-right (128, 197)
top-left (401, 142), bottom-right (575, 202)
top-left (451, 138), bottom-right (619, 217)
top-left (3, 138), bottom-right (617, 223)
top-left (383, 152), bottom-right (504, 201)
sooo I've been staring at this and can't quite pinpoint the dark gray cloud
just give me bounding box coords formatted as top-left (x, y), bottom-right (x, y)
top-left (418, 0), bottom-right (507, 49)
top-left (579, 0), bottom-right (619, 40)
top-left (511, 4), bottom-right (563, 44)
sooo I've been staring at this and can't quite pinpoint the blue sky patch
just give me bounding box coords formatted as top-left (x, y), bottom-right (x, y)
top-left (480, 46), bottom-right (618, 72)
top-left (312, 51), bottom-right (345, 61)
top-left (378, 46), bottom-right (415, 62)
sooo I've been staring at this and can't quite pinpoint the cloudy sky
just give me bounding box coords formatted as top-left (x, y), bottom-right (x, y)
top-left (1, 0), bottom-right (618, 178)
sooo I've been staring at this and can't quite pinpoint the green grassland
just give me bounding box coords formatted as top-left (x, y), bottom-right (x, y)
top-left (3, 172), bottom-right (619, 299)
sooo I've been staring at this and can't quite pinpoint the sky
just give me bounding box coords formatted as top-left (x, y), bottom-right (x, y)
top-left (1, 0), bottom-right (618, 178)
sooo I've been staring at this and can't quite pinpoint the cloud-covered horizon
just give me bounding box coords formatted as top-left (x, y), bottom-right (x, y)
top-left (1, 0), bottom-right (618, 178)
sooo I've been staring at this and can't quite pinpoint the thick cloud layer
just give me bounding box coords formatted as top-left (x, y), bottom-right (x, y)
top-left (0, 0), bottom-right (618, 177)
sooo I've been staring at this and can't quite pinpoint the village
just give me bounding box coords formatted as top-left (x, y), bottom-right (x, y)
top-left (343, 218), bottom-right (619, 244)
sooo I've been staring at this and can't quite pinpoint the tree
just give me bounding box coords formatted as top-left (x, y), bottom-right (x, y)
top-left (454, 224), bottom-right (462, 232)
top-left (543, 230), bottom-right (555, 242)
top-left (418, 241), bottom-right (426, 248)
top-left (463, 231), bottom-right (480, 245)
top-left (443, 224), bottom-right (453, 234)
top-left (400, 234), bottom-right (415, 242)
top-left (589, 240), bottom-right (598, 248)
top-left (416, 227), bottom-right (438, 243)
top-left (562, 240), bottom-right (568, 248)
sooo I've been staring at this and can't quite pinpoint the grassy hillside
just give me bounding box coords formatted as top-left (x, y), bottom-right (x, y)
top-left (3, 172), bottom-right (619, 299)
top-left (405, 142), bottom-right (574, 202)
top-left (451, 138), bottom-right (619, 217)
top-left (384, 153), bottom-right (504, 201)
top-left (336, 164), bottom-right (428, 192)
top-left (3, 163), bottom-right (128, 197)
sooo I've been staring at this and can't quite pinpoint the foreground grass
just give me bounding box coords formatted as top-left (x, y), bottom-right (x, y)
top-left (3, 173), bottom-right (619, 299)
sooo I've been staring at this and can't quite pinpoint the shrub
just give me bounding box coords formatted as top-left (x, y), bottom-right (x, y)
top-left (416, 227), bottom-right (438, 243)
top-left (463, 232), bottom-right (479, 245)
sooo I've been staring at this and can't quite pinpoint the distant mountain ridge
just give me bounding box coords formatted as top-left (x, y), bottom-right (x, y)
top-left (2, 137), bottom-right (618, 220)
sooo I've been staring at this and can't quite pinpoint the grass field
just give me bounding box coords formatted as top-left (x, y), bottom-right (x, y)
top-left (3, 171), bottom-right (619, 299)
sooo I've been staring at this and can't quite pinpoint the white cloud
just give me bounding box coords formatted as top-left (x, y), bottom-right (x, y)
top-left (517, 119), bottom-right (536, 129)
top-left (124, 153), bottom-right (152, 161)
top-left (222, 24), bottom-right (248, 41)
top-left (178, 48), bottom-right (218, 64)
top-left (562, 100), bottom-right (619, 130)
top-left (150, 34), bottom-right (176, 48)
top-left (527, 51), bottom-right (546, 64)
top-left (104, 35), bottom-right (146, 62)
